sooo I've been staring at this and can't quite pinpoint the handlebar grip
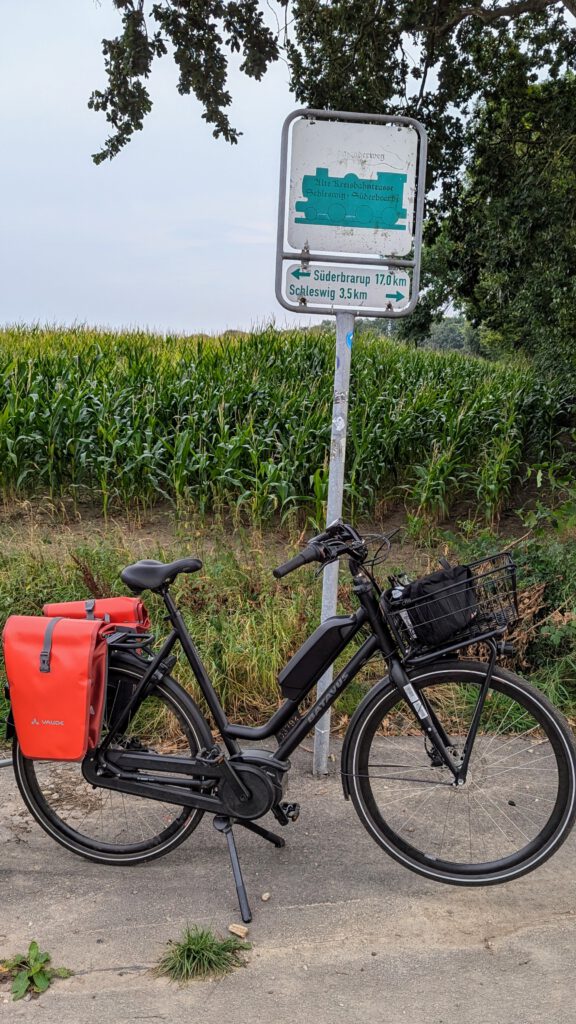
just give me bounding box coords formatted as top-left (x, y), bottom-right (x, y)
top-left (273, 545), bottom-right (322, 579)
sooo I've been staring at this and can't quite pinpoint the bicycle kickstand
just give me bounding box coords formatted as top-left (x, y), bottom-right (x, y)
top-left (213, 815), bottom-right (252, 924)
top-left (237, 819), bottom-right (285, 847)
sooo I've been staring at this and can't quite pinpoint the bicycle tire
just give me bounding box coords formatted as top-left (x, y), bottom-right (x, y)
top-left (343, 660), bottom-right (576, 885)
top-left (13, 660), bottom-right (213, 865)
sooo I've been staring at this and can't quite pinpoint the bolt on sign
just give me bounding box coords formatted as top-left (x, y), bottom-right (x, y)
top-left (276, 109), bottom-right (427, 317)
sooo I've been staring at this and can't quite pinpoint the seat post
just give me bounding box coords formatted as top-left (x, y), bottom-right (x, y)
top-left (159, 586), bottom-right (180, 629)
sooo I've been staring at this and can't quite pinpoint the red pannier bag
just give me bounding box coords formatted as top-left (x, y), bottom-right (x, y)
top-left (3, 616), bottom-right (108, 761)
top-left (42, 597), bottom-right (150, 631)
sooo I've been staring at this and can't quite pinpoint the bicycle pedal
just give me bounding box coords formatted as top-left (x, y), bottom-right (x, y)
top-left (284, 802), bottom-right (300, 822)
top-left (272, 801), bottom-right (300, 826)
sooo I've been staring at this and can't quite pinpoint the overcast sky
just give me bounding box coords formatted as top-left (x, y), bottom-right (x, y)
top-left (0, 1), bottom-right (310, 333)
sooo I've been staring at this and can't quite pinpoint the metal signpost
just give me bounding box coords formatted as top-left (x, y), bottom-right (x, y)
top-left (276, 109), bottom-right (427, 775)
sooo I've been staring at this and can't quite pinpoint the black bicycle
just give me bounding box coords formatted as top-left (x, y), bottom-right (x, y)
top-left (12, 522), bottom-right (576, 922)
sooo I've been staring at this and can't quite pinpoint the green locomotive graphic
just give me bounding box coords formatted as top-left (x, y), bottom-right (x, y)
top-left (294, 167), bottom-right (407, 231)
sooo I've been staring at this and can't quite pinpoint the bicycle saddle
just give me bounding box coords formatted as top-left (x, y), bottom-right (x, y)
top-left (120, 557), bottom-right (203, 593)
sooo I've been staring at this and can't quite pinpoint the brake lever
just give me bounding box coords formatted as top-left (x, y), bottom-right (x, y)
top-left (313, 538), bottom-right (367, 576)
top-left (313, 555), bottom-right (339, 579)
top-left (309, 520), bottom-right (343, 546)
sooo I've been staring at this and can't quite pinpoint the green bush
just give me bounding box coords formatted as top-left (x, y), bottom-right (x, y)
top-left (451, 525), bottom-right (576, 718)
top-left (1, 525), bottom-right (574, 735)
top-left (0, 538), bottom-right (324, 726)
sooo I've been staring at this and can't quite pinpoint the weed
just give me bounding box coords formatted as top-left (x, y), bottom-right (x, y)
top-left (0, 941), bottom-right (72, 1001)
top-left (404, 511), bottom-right (441, 548)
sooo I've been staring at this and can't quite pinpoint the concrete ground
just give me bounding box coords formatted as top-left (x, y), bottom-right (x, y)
top-left (1, 741), bottom-right (575, 1024)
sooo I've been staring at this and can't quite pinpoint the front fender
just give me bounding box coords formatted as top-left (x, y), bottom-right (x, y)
top-left (340, 657), bottom-right (470, 798)
top-left (341, 675), bottom-right (392, 800)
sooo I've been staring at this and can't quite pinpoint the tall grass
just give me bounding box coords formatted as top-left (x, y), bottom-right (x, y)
top-left (0, 325), bottom-right (565, 521)
top-left (1, 530), bottom-right (574, 737)
top-left (0, 538), bottom-right (367, 728)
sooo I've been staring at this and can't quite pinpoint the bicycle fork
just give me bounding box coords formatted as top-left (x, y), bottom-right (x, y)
top-left (389, 643), bottom-right (497, 785)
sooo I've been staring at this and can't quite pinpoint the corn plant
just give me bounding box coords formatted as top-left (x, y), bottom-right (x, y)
top-left (0, 325), bottom-right (567, 523)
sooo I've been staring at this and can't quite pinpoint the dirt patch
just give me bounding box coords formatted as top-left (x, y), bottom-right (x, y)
top-left (0, 498), bottom-right (509, 576)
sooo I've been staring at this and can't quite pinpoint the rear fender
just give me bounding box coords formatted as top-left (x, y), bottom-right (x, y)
top-left (4, 705), bottom-right (15, 742)
top-left (107, 650), bottom-right (213, 750)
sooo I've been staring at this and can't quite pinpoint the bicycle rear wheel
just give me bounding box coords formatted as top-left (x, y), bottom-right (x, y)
top-left (344, 661), bottom-right (576, 884)
top-left (13, 663), bottom-right (212, 865)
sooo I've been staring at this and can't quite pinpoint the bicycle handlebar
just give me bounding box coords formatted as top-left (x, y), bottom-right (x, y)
top-left (272, 545), bottom-right (324, 579)
top-left (272, 521), bottom-right (389, 580)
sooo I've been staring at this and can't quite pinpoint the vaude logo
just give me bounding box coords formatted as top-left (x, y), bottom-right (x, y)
top-left (31, 718), bottom-right (65, 727)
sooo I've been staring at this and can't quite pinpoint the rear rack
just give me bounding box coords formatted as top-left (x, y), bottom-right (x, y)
top-left (105, 629), bottom-right (155, 650)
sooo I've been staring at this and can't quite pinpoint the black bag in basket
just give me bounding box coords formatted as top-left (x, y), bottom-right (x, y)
top-left (399, 565), bottom-right (477, 647)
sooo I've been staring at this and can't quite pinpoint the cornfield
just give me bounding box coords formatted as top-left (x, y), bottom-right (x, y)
top-left (0, 325), bottom-right (564, 522)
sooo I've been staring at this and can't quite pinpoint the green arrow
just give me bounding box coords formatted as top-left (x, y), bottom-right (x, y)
top-left (292, 268), bottom-right (311, 279)
top-left (386, 290), bottom-right (405, 302)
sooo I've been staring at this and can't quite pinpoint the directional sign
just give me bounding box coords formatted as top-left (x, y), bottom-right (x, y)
top-left (276, 110), bottom-right (427, 318)
top-left (282, 262), bottom-right (411, 312)
top-left (287, 119), bottom-right (419, 258)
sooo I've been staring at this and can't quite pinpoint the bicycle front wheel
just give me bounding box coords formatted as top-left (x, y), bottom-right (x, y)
top-left (345, 661), bottom-right (576, 884)
top-left (13, 664), bottom-right (213, 865)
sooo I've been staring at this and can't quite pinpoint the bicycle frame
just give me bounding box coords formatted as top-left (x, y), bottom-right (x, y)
top-left (98, 562), bottom-right (483, 781)
top-left (99, 585), bottom-right (382, 761)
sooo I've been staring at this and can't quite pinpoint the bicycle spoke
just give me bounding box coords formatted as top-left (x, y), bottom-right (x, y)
top-left (438, 787), bottom-right (456, 858)
top-left (468, 781), bottom-right (532, 843)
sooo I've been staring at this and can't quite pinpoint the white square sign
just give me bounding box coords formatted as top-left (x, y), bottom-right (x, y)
top-left (287, 119), bottom-right (419, 258)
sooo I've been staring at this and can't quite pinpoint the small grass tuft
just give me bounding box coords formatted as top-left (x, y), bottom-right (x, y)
top-left (154, 926), bottom-right (251, 983)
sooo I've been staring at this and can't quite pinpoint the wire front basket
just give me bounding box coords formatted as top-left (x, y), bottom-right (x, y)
top-left (381, 552), bottom-right (518, 658)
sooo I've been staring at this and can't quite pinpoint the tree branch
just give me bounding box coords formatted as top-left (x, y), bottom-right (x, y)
top-left (415, 0), bottom-right (441, 112)
top-left (439, 0), bottom-right (561, 36)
